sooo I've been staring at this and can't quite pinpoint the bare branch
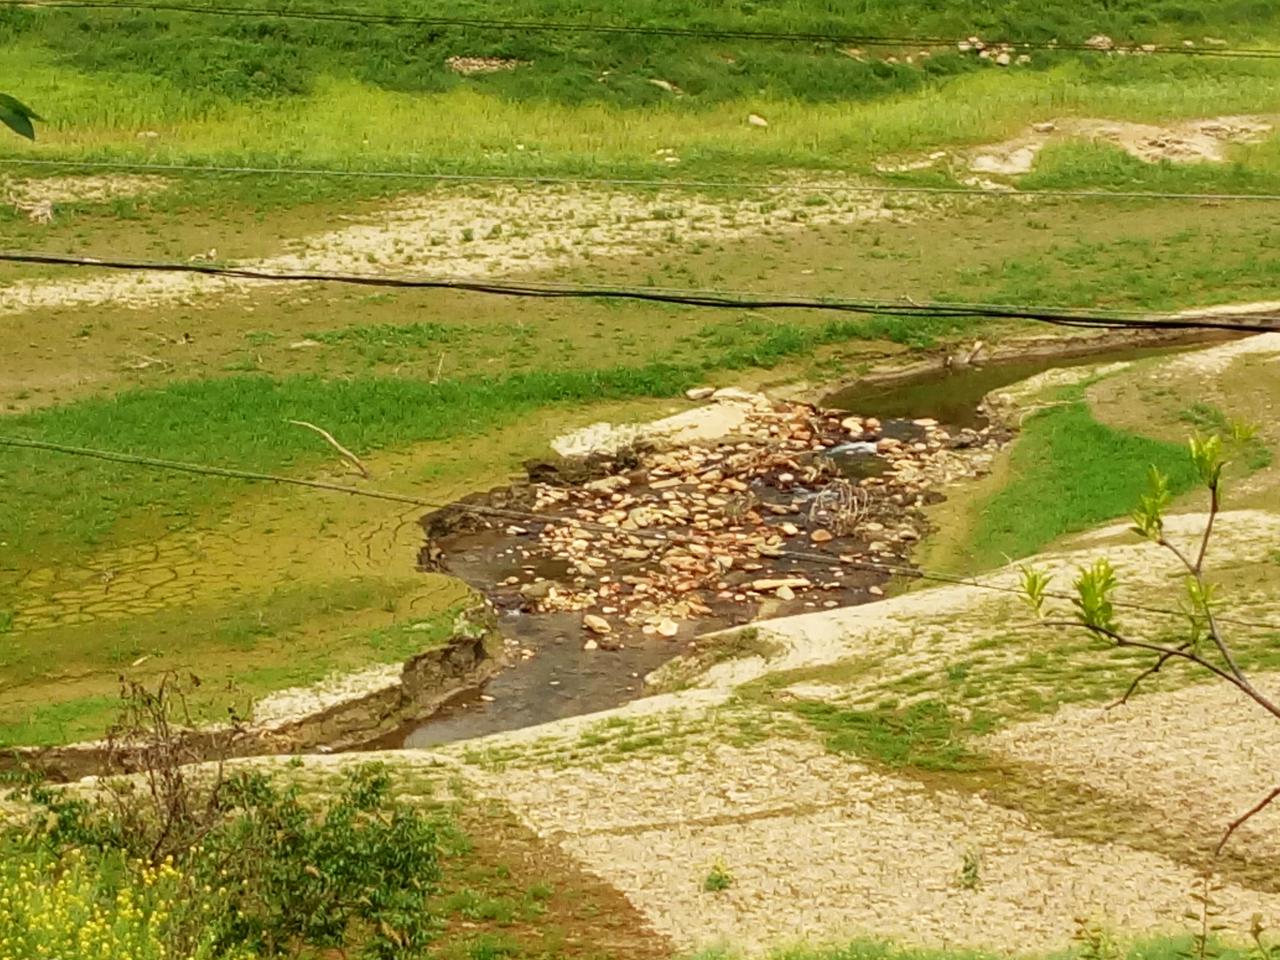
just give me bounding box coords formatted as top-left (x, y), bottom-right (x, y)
top-left (1042, 620), bottom-right (1278, 717)
top-left (1194, 482), bottom-right (1219, 575)
top-left (1108, 642), bottom-right (1190, 709)
top-left (1215, 785), bottom-right (1280, 855)
top-left (287, 420), bottom-right (369, 478)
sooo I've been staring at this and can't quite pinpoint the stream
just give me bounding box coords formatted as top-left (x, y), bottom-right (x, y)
top-left (390, 336), bottom-right (1205, 749)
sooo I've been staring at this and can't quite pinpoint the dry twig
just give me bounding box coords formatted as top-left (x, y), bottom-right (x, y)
top-left (287, 419), bottom-right (369, 478)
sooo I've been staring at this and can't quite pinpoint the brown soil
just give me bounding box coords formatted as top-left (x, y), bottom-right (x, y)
top-left (437, 797), bottom-right (674, 960)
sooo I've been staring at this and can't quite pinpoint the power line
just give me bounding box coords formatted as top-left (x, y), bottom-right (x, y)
top-left (6, 157), bottom-right (1280, 204)
top-left (0, 434), bottom-right (1273, 631)
top-left (6, 0), bottom-right (1280, 59)
top-left (3, 250), bottom-right (1279, 334)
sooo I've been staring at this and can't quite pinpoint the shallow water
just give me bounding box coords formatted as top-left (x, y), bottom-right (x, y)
top-left (821, 343), bottom-right (1197, 429)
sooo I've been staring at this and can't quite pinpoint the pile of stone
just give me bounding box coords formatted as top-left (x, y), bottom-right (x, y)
top-left (429, 391), bottom-right (1001, 649)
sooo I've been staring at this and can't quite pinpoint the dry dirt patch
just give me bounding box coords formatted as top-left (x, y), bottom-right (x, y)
top-left (2, 173), bottom-right (169, 214)
top-left (985, 680), bottom-right (1280, 860)
top-left (459, 739), bottom-right (1279, 955)
top-left (0, 181), bottom-right (908, 316)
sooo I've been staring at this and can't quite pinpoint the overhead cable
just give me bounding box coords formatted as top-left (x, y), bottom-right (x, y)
top-left (2, 250), bottom-right (1279, 334)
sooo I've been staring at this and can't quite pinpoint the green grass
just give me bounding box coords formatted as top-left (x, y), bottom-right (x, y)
top-left (965, 393), bottom-right (1200, 567)
top-left (1180, 402), bottom-right (1274, 471)
top-left (0, 365), bottom-right (693, 564)
top-left (788, 698), bottom-right (990, 772)
top-left (309, 320), bottom-right (465, 363)
top-left (10, 43), bottom-right (1280, 183)
top-left (1022, 137), bottom-right (1280, 194)
top-left (952, 219), bottom-right (1280, 312)
top-left (7, 0), bottom-right (1278, 116)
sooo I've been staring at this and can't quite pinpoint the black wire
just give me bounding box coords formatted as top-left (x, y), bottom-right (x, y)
top-left (3, 250), bottom-right (1279, 334)
top-left (7, 0), bottom-right (1280, 59)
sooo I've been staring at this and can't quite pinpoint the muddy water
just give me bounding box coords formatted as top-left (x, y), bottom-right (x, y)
top-left (821, 342), bottom-right (1199, 428)
top-left (394, 338), bottom-right (1204, 750)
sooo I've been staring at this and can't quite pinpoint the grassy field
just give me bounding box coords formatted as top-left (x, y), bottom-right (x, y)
top-left (3, 0), bottom-right (1280, 751)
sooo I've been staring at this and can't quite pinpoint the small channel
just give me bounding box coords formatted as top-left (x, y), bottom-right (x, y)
top-left (391, 335), bottom-right (1212, 750)
top-left (820, 341), bottom-right (1203, 428)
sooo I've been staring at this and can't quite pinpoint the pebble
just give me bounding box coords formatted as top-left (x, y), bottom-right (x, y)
top-left (752, 577), bottom-right (811, 591)
top-left (811, 529), bottom-right (834, 543)
top-left (584, 614), bottom-right (612, 635)
top-left (776, 585), bottom-right (796, 601)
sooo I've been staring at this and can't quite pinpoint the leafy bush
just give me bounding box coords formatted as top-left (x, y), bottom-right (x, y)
top-left (5, 678), bottom-right (445, 958)
top-left (11, 764), bottom-right (442, 959)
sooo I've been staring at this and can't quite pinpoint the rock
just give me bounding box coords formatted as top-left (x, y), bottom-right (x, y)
top-left (520, 580), bottom-right (556, 601)
top-left (657, 619), bottom-right (679, 638)
top-left (1085, 34), bottom-right (1114, 50)
top-left (585, 475), bottom-right (630, 494)
top-left (583, 638), bottom-right (599, 651)
top-left (864, 417), bottom-right (881, 431)
top-left (995, 51), bottom-right (1011, 65)
top-left (747, 113), bottom-right (769, 128)
top-left (877, 438), bottom-right (902, 452)
top-left (1017, 53), bottom-right (1032, 64)
top-left (620, 546), bottom-right (650, 560)
top-left (1032, 121), bottom-right (1056, 133)
top-left (778, 472), bottom-right (795, 484)
top-left (840, 416), bottom-right (863, 433)
top-left (712, 386), bottom-right (758, 402)
top-left (685, 386), bottom-right (715, 400)
top-left (776, 585), bottom-right (795, 601)
top-left (869, 585), bottom-right (884, 596)
top-left (583, 614), bottom-right (612, 635)
top-left (751, 577), bottom-right (811, 591)
top-left (648, 78), bottom-right (682, 95)
top-left (810, 529), bottom-right (834, 544)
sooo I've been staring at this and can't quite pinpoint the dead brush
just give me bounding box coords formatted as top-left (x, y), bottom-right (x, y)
top-left (808, 478), bottom-right (870, 536)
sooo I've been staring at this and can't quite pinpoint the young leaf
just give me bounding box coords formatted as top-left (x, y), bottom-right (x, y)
top-left (1072, 558), bottom-right (1118, 633)
top-left (0, 94), bottom-right (42, 141)
top-left (1189, 433), bottom-right (1225, 490)
top-left (1131, 465), bottom-right (1170, 541)
top-left (1019, 564), bottom-right (1052, 619)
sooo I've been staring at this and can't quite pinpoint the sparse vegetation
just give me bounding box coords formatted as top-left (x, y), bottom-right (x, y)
top-left (703, 861), bottom-right (734, 893)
